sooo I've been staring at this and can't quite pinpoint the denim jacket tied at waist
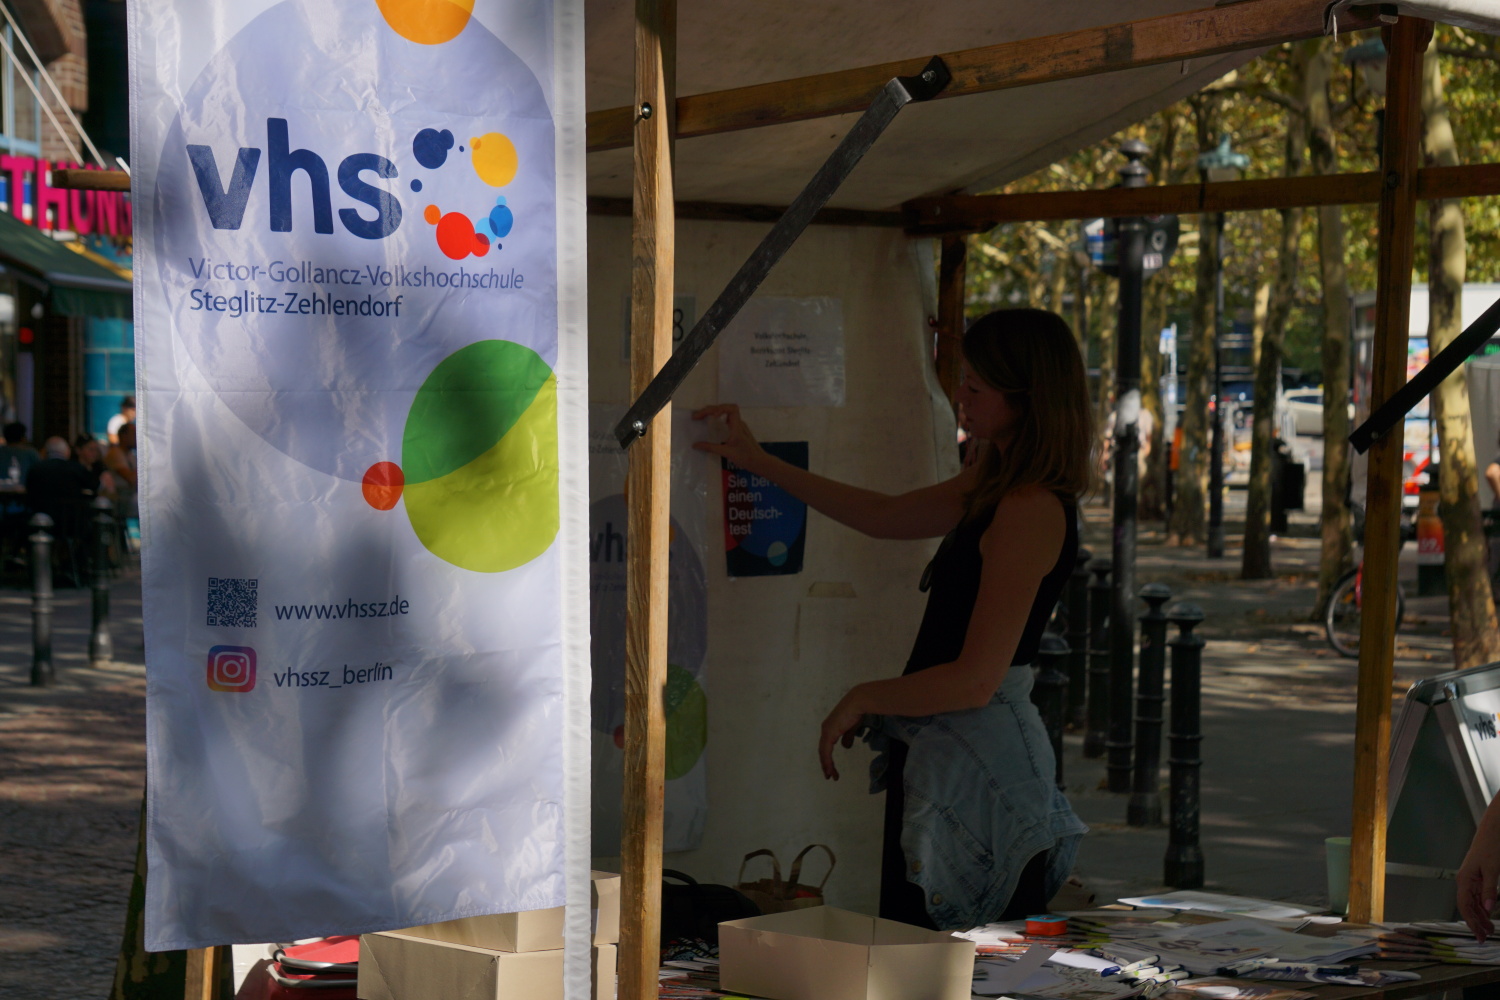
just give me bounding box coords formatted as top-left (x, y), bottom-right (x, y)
top-left (865, 664), bottom-right (1088, 930)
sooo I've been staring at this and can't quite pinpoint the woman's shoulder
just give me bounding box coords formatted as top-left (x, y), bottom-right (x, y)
top-left (996, 483), bottom-right (1068, 521)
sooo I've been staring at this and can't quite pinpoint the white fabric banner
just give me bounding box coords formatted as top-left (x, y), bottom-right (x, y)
top-left (128, 0), bottom-right (589, 950)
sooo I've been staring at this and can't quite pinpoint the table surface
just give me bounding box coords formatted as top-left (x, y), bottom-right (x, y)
top-left (1293, 960), bottom-right (1500, 1000)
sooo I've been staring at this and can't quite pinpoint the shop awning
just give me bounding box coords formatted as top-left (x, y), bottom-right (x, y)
top-left (0, 208), bottom-right (131, 319)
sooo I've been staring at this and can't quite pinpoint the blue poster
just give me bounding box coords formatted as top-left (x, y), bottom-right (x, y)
top-left (722, 441), bottom-right (807, 577)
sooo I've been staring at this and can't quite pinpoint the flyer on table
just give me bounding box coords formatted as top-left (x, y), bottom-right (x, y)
top-left (128, 0), bottom-right (589, 949)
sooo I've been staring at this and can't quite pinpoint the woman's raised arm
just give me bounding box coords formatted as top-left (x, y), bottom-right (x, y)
top-left (693, 403), bottom-right (969, 540)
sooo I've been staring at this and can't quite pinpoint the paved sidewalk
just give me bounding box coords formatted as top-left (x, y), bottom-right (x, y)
top-left (1067, 497), bottom-right (1457, 909)
top-left (0, 571), bottom-right (146, 1000)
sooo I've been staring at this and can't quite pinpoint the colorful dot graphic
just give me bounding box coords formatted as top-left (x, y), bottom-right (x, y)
top-left (412, 127), bottom-right (454, 169)
top-left (430, 208), bottom-right (489, 259)
top-left (478, 196), bottom-right (513, 239)
top-left (372, 340), bottom-right (558, 572)
top-left (361, 461), bottom-right (405, 510)
top-left (412, 126), bottom-right (519, 257)
top-left (375, 0), bottom-right (474, 45)
top-left (470, 132), bottom-right (518, 187)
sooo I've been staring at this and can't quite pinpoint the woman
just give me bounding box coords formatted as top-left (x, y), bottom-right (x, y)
top-left (695, 308), bottom-right (1091, 930)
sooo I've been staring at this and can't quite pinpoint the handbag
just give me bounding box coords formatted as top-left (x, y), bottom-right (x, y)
top-left (733, 844), bottom-right (836, 914)
top-left (659, 869), bottom-right (761, 948)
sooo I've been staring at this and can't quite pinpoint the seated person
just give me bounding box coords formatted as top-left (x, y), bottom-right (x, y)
top-left (71, 435), bottom-right (114, 498)
top-left (26, 437), bottom-right (89, 530)
top-left (0, 421), bottom-right (38, 491)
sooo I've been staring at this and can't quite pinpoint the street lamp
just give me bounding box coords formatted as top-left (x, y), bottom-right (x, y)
top-left (1196, 135), bottom-right (1249, 559)
top-left (1344, 38), bottom-right (1388, 152)
top-left (1344, 37), bottom-right (1388, 97)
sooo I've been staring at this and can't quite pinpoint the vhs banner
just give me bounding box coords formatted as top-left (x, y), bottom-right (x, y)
top-left (129, 0), bottom-right (587, 949)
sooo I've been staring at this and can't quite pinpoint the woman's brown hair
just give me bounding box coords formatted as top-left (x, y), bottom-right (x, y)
top-left (962, 308), bottom-right (1095, 517)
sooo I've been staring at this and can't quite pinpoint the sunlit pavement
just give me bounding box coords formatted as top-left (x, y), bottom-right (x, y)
top-left (1068, 474), bottom-right (1456, 910)
top-left (0, 569), bottom-right (146, 1000)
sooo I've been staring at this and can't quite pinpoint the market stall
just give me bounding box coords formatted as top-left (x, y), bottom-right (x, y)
top-left (71, 0), bottom-right (1500, 997)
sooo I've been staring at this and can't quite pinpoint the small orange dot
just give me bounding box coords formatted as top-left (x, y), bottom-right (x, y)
top-left (423, 204), bottom-right (440, 225)
top-left (362, 461), bottom-right (404, 510)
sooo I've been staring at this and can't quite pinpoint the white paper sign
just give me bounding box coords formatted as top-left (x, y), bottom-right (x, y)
top-left (129, 0), bottom-right (587, 950)
top-left (718, 296), bottom-right (845, 407)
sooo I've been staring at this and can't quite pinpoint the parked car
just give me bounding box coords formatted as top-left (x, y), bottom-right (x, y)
top-left (1284, 387), bottom-right (1325, 436)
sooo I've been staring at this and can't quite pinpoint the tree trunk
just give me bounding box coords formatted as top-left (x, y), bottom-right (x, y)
top-left (1306, 38), bottom-right (1356, 616)
top-left (1096, 278), bottom-right (1120, 450)
top-left (1169, 212), bottom-right (1216, 545)
top-left (1169, 97), bottom-right (1223, 546)
top-left (1243, 213), bottom-right (1302, 578)
top-left (1423, 37), bottom-right (1500, 667)
top-left (1141, 271), bottom-right (1171, 521)
top-left (1245, 72), bottom-right (1309, 579)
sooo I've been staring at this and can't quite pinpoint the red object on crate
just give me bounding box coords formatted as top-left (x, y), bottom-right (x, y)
top-left (258, 936), bottom-right (360, 1000)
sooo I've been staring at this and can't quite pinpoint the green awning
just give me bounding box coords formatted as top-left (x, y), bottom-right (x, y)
top-left (0, 208), bottom-right (131, 319)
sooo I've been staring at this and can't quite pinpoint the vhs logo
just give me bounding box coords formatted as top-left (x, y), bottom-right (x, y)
top-left (207, 645), bottom-right (257, 692)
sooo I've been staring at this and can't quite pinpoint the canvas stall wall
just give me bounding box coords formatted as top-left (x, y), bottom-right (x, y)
top-left (587, 215), bottom-right (955, 913)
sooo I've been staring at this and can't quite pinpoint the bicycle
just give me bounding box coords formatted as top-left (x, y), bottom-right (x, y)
top-left (1324, 504), bottom-right (1410, 658)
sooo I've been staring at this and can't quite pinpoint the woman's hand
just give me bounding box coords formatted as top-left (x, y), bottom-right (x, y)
top-left (1459, 835), bottom-right (1500, 941)
top-left (819, 687), bottom-right (868, 781)
top-left (692, 404), bottom-right (767, 473)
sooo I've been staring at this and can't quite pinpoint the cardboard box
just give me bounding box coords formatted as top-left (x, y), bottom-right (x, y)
top-left (358, 932), bottom-right (616, 1000)
top-left (593, 943), bottom-right (616, 1000)
top-left (395, 871), bottom-right (621, 952)
top-left (718, 906), bottom-right (975, 1000)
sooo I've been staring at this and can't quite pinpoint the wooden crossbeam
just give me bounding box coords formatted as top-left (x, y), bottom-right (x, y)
top-left (1347, 16), bottom-right (1432, 927)
top-left (586, 0), bottom-right (1382, 153)
top-left (903, 163), bottom-right (1500, 232)
top-left (50, 168), bottom-right (130, 191)
top-left (586, 195), bottom-right (901, 227)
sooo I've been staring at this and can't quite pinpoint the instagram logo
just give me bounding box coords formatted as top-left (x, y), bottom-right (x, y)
top-left (207, 645), bottom-right (257, 692)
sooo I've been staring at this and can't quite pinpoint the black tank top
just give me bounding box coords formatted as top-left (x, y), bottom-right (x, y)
top-left (904, 494), bottom-right (1078, 675)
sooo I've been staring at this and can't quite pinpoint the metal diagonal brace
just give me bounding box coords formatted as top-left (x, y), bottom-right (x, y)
top-left (613, 56), bottom-right (952, 449)
top-left (1349, 294), bottom-right (1500, 454)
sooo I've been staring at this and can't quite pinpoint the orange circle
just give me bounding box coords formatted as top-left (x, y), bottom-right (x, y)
top-left (423, 204), bottom-right (441, 225)
top-left (375, 0), bottom-right (475, 45)
top-left (362, 461), bottom-right (405, 510)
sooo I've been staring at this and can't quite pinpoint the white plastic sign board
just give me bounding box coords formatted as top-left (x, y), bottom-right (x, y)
top-left (129, 0), bottom-right (590, 951)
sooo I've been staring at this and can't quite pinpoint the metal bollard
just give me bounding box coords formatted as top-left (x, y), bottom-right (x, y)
top-left (1032, 632), bottom-right (1070, 789)
top-left (90, 497), bottom-right (113, 666)
top-left (1084, 558), bottom-right (1112, 758)
top-left (1065, 546), bottom-right (1091, 729)
top-left (1164, 603), bottom-right (1206, 888)
top-left (29, 513), bottom-right (53, 687)
top-left (1128, 583), bottom-right (1173, 826)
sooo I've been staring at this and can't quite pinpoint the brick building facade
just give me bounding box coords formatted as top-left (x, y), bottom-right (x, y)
top-left (0, 0), bottom-right (132, 447)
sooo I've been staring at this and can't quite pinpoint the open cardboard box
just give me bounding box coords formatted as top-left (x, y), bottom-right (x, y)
top-left (358, 931), bottom-right (616, 1000)
top-left (394, 871), bottom-right (620, 952)
top-left (719, 906), bottom-right (975, 1000)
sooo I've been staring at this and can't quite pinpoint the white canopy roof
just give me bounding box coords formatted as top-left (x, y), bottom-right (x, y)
top-left (583, 0), bottom-right (1500, 211)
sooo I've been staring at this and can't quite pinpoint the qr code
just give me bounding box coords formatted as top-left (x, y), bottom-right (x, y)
top-left (207, 577), bottom-right (258, 628)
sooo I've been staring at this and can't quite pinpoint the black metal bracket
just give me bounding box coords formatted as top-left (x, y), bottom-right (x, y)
top-left (1349, 294), bottom-right (1500, 454)
top-left (613, 56), bottom-right (953, 449)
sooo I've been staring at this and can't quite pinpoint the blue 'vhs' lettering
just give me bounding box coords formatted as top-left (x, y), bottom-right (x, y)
top-left (186, 118), bottom-right (402, 239)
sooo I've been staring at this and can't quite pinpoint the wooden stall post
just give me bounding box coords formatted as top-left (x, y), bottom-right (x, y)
top-left (619, 0), bottom-right (675, 998)
top-left (1346, 15), bottom-right (1432, 926)
top-left (183, 947), bottom-right (217, 1000)
top-left (935, 234), bottom-right (967, 408)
